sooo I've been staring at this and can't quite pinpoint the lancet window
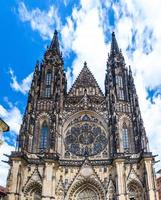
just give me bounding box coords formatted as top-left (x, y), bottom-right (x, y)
top-left (40, 121), bottom-right (49, 150)
top-left (45, 87), bottom-right (51, 98)
top-left (122, 123), bottom-right (129, 150)
top-left (46, 70), bottom-right (52, 85)
top-left (116, 75), bottom-right (123, 87)
top-left (116, 75), bottom-right (124, 100)
top-left (24, 183), bottom-right (42, 200)
top-left (45, 70), bottom-right (52, 97)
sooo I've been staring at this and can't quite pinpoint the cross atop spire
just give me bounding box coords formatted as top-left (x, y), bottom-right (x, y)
top-left (50, 30), bottom-right (61, 56)
top-left (110, 32), bottom-right (120, 56)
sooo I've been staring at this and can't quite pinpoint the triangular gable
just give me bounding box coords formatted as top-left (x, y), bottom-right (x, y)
top-left (68, 63), bottom-right (103, 97)
top-left (23, 166), bottom-right (42, 193)
top-left (126, 166), bottom-right (142, 186)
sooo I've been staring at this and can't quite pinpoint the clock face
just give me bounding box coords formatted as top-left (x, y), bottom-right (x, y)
top-left (65, 119), bottom-right (108, 156)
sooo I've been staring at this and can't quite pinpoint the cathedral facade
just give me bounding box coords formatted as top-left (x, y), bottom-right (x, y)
top-left (6, 31), bottom-right (158, 200)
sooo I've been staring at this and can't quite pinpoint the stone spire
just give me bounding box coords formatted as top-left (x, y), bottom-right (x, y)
top-left (50, 30), bottom-right (61, 56)
top-left (110, 32), bottom-right (120, 56)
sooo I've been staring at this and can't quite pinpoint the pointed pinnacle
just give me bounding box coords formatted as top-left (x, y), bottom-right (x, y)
top-left (84, 61), bottom-right (87, 67)
top-left (110, 32), bottom-right (119, 56)
top-left (50, 30), bottom-right (61, 55)
top-left (129, 65), bottom-right (132, 75)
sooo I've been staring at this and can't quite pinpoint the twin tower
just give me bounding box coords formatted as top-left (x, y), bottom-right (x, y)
top-left (6, 31), bottom-right (158, 200)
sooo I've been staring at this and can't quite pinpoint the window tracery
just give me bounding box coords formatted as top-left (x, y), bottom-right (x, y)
top-left (24, 182), bottom-right (42, 200)
top-left (40, 121), bottom-right (49, 150)
top-left (46, 70), bottom-right (52, 85)
top-left (45, 87), bottom-right (51, 98)
top-left (116, 75), bottom-right (124, 100)
top-left (65, 114), bottom-right (107, 156)
top-left (76, 188), bottom-right (99, 200)
top-left (127, 181), bottom-right (143, 200)
top-left (44, 70), bottom-right (52, 97)
top-left (116, 75), bottom-right (123, 87)
top-left (122, 122), bottom-right (129, 150)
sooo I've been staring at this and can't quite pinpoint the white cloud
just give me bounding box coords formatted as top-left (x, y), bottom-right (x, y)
top-left (61, 0), bottom-right (108, 90)
top-left (18, 2), bottom-right (61, 40)
top-left (0, 103), bottom-right (22, 186)
top-left (0, 142), bottom-right (15, 186)
top-left (9, 68), bottom-right (33, 95)
top-left (0, 104), bottom-right (22, 134)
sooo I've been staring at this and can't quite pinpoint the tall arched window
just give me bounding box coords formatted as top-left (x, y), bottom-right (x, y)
top-left (116, 75), bottom-right (124, 100)
top-left (116, 75), bottom-right (123, 87)
top-left (45, 87), bottom-right (51, 98)
top-left (45, 70), bottom-right (52, 98)
top-left (40, 121), bottom-right (49, 150)
top-left (122, 123), bottom-right (129, 150)
top-left (46, 70), bottom-right (52, 85)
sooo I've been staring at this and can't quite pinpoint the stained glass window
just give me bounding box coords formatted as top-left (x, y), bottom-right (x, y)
top-left (116, 75), bottom-right (123, 87)
top-left (119, 89), bottom-right (124, 100)
top-left (46, 71), bottom-right (52, 85)
top-left (40, 122), bottom-right (48, 150)
top-left (122, 123), bottom-right (129, 149)
top-left (116, 75), bottom-right (124, 100)
top-left (45, 87), bottom-right (51, 98)
top-left (44, 71), bottom-right (52, 98)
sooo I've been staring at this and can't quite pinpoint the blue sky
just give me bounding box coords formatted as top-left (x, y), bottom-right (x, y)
top-left (1, 0), bottom-right (161, 186)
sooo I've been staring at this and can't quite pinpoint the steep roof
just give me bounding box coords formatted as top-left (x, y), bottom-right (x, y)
top-left (68, 62), bottom-right (104, 96)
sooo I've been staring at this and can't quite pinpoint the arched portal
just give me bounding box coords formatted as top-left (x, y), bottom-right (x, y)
top-left (127, 181), bottom-right (144, 200)
top-left (24, 181), bottom-right (42, 200)
top-left (68, 180), bottom-right (105, 200)
top-left (76, 187), bottom-right (99, 200)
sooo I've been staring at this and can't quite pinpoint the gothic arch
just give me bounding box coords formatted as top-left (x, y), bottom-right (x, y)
top-left (67, 179), bottom-right (105, 200)
top-left (63, 110), bottom-right (107, 132)
top-left (33, 112), bottom-right (51, 153)
top-left (36, 112), bottom-right (51, 123)
top-left (24, 181), bottom-right (42, 200)
top-left (118, 114), bottom-right (134, 153)
top-left (127, 180), bottom-right (144, 200)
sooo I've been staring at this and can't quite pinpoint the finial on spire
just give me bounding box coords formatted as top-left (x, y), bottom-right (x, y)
top-left (110, 32), bottom-right (119, 56)
top-left (84, 61), bottom-right (87, 67)
top-left (129, 65), bottom-right (132, 75)
top-left (50, 30), bottom-right (61, 55)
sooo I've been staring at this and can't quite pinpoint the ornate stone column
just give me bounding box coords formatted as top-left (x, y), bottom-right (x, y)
top-left (144, 158), bottom-right (158, 200)
top-left (42, 162), bottom-right (56, 200)
top-left (7, 158), bottom-right (21, 200)
top-left (114, 158), bottom-right (126, 200)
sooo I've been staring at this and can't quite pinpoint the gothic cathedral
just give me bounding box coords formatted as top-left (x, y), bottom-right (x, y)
top-left (6, 31), bottom-right (158, 200)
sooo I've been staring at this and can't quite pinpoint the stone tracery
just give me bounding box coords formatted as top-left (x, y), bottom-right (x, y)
top-left (65, 114), bottom-right (108, 156)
